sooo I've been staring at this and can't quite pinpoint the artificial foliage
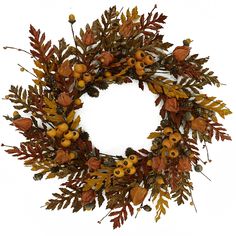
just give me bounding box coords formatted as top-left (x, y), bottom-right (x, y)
top-left (2, 5), bottom-right (232, 229)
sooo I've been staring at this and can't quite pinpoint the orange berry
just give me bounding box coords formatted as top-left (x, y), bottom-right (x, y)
top-left (74, 98), bottom-right (82, 106)
top-left (135, 61), bottom-right (145, 71)
top-left (57, 123), bottom-right (69, 132)
top-left (72, 131), bottom-right (79, 141)
top-left (163, 127), bottom-right (173, 136)
top-left (61, 138), bottom-right (71, 147)
top-left (136, 69), bottom-right (145, 76)
top-left (83, 73), bottom-right (93, 83)
top-left (123, 159), bottom-right (133, 168)
top-left (74, 64), bottom-right (87, 73)
top-left (116, 160), bottom-right (124, 167)
top-left (77, 80), bottom-right (86, 89)
top-left (135, 50), bottom-right (145, 61)
top-left (47, 128), bottom-right (57, 138)
top-left (162, 139), bottom-right (173, 149)
top-left (73, 71), bottom-right (81, 79)
top-left (104, 71), bottom-right (112, 77)
top-left (128, 155), bottom-right (138, 164)
top-left (64, 130), bottom-right (74, 139)
top-left (169, 148), bottom-right (179, 158)
top-left (114, 168), bottom-right (124, 178)
top-left (127, 58), bottom-right (136, 66)
top-left (126, 166), bottom-right (136, 175)
top-left (169, 132), bottom-right (182, 143)
top-left (143, 55), bottom-right (154, 65)
top-left (156, 176), bottom-right (164, 185)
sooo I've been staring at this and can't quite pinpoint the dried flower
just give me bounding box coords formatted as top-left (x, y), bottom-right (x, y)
top-left (86, 157), bottom-right (101, 170)
top-left (130, 186), bottom-right (148, 206)
top-left (81, 190), bottom-right (96, 205)
top-left (13, 118), bottom-right (32, 131)
top-left (55, 149), bottom-right (71, 164)
top-left (152, 156), bottom-right (166, 171)
top-left (57, 92), bottom-right (72, 107)
top-left (58, 60), bottom-right (72, 77)
top-left (191, 117), bottom-right (207, 133)
top-left (98, 52), bottom-right (114, 66)
top-left (178, 158), bottom-right (191, 172)
top-left (173, 46), bottom-right (191, 62)
top-left (82, 28), bottom-right (95, 46)
top-left (164, 98), bottom-right (179, 113)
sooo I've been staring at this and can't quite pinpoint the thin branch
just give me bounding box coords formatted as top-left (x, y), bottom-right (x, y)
top-left (97, 209), bottom-right (112, 224)
top-left (3, 46), bottom-right (32, 57)
top-left (18, 64), bottom-right (37, 78)
top-left (189, 188), bottom-right (197, 213)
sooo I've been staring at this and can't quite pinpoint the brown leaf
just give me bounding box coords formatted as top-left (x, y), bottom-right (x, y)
top-left (164, 98), bottom-right (179, 113)
top-left (13, 118), bottom-right (32, 131)
top-left (130, 186), bottom-right (148, 205)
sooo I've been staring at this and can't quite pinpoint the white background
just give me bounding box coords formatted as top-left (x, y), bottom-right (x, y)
top-left (0, 0), bottom-right (236, 235)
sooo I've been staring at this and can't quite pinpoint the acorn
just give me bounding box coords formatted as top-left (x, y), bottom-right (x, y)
top-left (87, 87), bottom-right (99, 97)
top-left (194, 164), bottom-right (203, 172)
top-left (68, 14), bottom-right (76, 24)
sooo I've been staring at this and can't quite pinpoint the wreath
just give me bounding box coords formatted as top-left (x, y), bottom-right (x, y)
top-left (2, 5), bottom-right (232, 229)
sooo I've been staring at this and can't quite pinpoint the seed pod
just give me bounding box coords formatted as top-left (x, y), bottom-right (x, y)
top-left (13, 118), bottom-right (32, 131)
top-left (142, 205), bottom-right (152, 212)
top-left (130, 186), bottom-right (148, 206)
top-left (86, 157), bottom-right (101, 170)
top-left (33, 173), bottom-right (44, 181)
top-left (87, 87), bottom-right (99, 97)
top-left (81, 190), bottom-right (96, 205)
top-left (57, 92), bottom-right (72, 107)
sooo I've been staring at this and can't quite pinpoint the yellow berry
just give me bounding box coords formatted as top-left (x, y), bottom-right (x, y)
top-left (77, 80), bottom-right (86, 89)
top-left (83, 73), bottom-right (93, 83)
top-left (123, 159), bottom-right (133, 168)
top-left (73, 71), bottom-right (81, 79)
top-left (57, 123), bottom-right (69, 132)
top-left (72, 131), bottom-right (79, 141)
top-left (135, 61), bottom-right (145, 71)
top-left (135, 50), bottom-right (145, 61)
top-left (136, 69), bottom-right (145, 76)
top-left (162, 139), bottom-right (173, 149)
top-left (169, 132), bottom-right (182, 143)
top-left (126, 166), bottom-right (136, 175)
top-left (156, 176), bottom-right (164, 185)
top-left (74, 98), bottom-right (82, 106)
top-left (127, 58), bottom-right (136, 66)
top-left (114, 168), bottom-right (124, 178)
top-left (147, 160), bottom-right (152, 167)
top-left (104, 71), bottom-right (112, 77)
top-left (61, 138), bottom-right (71, 147)
top-left (74, 64), bottom-right (87, 73)
top-left (69, 152), bottom-right (77, 160)
top-left (46, 128), bottom-right (57, 138)
top-left (68, 14), bottom-right (76, 24)
top-left (169, 148), bottom-right (179, 158)
top-left (143, 55), bottom-right (154, 65)
top-left (55, 128), bottom-right (64, 138)
top-left (163, 127), bottom-right (173, 136)
top-left (128, 154), bottom-right (138, 164)
top-left (116, 160), bottom-right (124, 167)
top-left (64, 130), bottom-right (74, 139)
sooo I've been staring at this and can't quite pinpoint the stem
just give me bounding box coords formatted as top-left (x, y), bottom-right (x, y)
top-left (70, 23), bottom-right (77, 49)
top-left (200, 171), bottom-right (212, 182)
top-left (135, 203), bottom-right (143, 218)
top-left (18, 64), bottom-right (37, 78)
top-left (189, 188), bottom-right (197, 213)
top-left (3, 46), bottom-right (32, 57)
top-left (97, 209), bottom-right (112, 224)
top-left (203, 140), bottom-right (212, 162)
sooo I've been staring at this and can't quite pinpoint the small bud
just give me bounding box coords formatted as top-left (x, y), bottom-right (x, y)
top-left (87, 87), bottom-right (99, 97)
top-left (142, 205), bottom-right (152, 212)
top-left (20, 67), bottom-right (25, 72)
top-left (68, 14), bottom-right (76, 24)
top-left (194, 164), bottom-right (203, 172)
top-left (33, 173), bottom-right (44, 181)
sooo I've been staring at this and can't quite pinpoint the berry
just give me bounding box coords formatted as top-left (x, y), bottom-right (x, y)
top-left (77, 80), bottom-right (86, 89)
top-left (83, 73), bottom-right (93, 83)
top-left (169, 148), bottom-right (179, 158)
top-left (126, 166), bottom-right (136, 175)
top-left (114, 168), bottom-right (124, 178)
top-left (74, 64), bottom-right (87, 73)
top-left (194, 164), bottom-right (203, 172)
top-left (74, 98), bottom-right (82, 106)
top-left (55, 128), bottom-right (64, 138)
top-left (61, 138), bottom-right (71, 147)
top-left (104, 71), bottom-right (112, 77)
top-left (169, 132), bottom-right (182, 143)
top-left (73, 71), bottom-right (81, 79)
top-left (116, 160), bottom-right (124, 167)
top-left (135, 50), bottom-right (145, 61)
top-left (72, 131), bottom-right (79, 141)
top-left (57, 123), bottom-right (69, 132)
top-left (47, 128), bottom-right (57, 138)
top-left (136, 69), bottom-right (145, 76)
top-left (162, 139), bottom-right (173, 149)
top-left (69, 152), bottom-right (77, 160)
top-left (163, 127), bottom-right (173, 136)
top-left (64, 130), bottom-right (74, 139)
top-left (128, 154), bottom-right (138, 164)
top-left (143, 55), bottom-right (154, 65)
top-left (156, 176), bottom-right (164, 185)
top-left (147, 160), bottom-right (152, 166)
top-left (123, 159), bottom-right (133, 168)
top-left (135, 61), bottom-right (145, 71)
top-left (127, 58), bottom-right (136, 66)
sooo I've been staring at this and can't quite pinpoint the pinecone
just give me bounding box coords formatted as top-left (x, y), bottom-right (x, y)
top-left (95, 80), bottom-right (109, 90)
top-left (80, 131), bottom-right (89, 141)
top-left (87, 87), bottom-right (99, 97)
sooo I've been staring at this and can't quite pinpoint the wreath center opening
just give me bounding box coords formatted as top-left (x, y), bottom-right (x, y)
top-left (79, 83), bottom-right (162, 155)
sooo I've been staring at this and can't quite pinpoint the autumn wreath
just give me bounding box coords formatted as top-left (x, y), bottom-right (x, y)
top-left (2, 5), bottom-right (232, 229)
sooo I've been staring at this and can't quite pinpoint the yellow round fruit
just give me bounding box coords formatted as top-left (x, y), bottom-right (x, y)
top-left (64, 130), bottom-right (74, 139)
top-left (136, 69), bottom-right (145, 76)
top-left (83, 73), bottom-right (93, 83)
top-left (169, 132), bottom-right (182, 143)
top-left (74, 64), bottom-right (87, 73)
top-left (72, 131), bottom-right (79, 141)
top-left (104, 71), bottom-right (112, 77)
top-left (77, 80), bottom-right (86, 89)
top-left (143, 55), bottom-right (154, 65)
top-left (69, 152), bottom-right (77, 160)
top-left (162, 139), bottom-right (173, 149)
top-left (135, 50), bottom-right (145, 61)
top-left (156, 176), bottom-right (164, 185)
top-left (73, 71), bottom-right (81, 79)
top-left (116, 160), bottom-right (124, 167)
top-left (147, 160), bottom-right (152, 166)
top-left (114, 168), bottom-right (124, 178)
top-left (128, 154), bottom-right (138, 164)
top-left (127, 57), bottom-right (136, 66)
top-left (47, 128), bottom-right (57, 138)
top-left (55, 128), bottom-right (64, 138)
top-left (126, 166), bottom-right (136, 175)
top-left (169, 148), bottom-right (179, 158)
top-left (135, 61), bottom-right (145, 71)
top-left (163, 127), bottom-right (174, 136)
top-left (61, 138), bottom-right (71, 147)
top-left (57, 123), bottom-right (69, 132)
top-left (74, 98), bottom-right (82, 106)
top-left (123, 159), bottom-right (133, 168)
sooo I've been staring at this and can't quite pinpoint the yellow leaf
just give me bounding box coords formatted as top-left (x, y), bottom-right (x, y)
top-left (33, 68), bottom-right (45, 79)
top-left (121, 13), bottom-right (126, 24)
top-left (147, 132), bottom-right (161, 139)
top-left (44, 97), bottom-right (57, 109)
top-left (34, 60), bottom-right (43, 69)
top-left (33, 79), bottom-right (46, 86)
top-left (46, 172), bottom-right (57, 179)
top-left (66, 110), bottom-right (75, 124)
top-left (132, 6), bottom-right (139, 19)
top-left (147, 82), bottom-right (157, 94)
top-left (126, 8), bottom-right (131, 18)
top-left (71, 115), bottom-right (81, 130)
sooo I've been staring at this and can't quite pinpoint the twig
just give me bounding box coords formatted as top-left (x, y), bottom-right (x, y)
top-left (70, 23), bottom-right (77, 49)
top-left (200, 171), bottom-right (212, 182)
top-left (203, 140), bottom-right (212, 162)
top-left (3, 46), bottom-right (32, 57)
top-left (97, 209), bottom-right (112, 224)
top-left (18, 64), bottom-right (37, 78)
top-left (189, 188), bottom-right (197, 213)
top-left (135, 203), bottom-right (143, 218)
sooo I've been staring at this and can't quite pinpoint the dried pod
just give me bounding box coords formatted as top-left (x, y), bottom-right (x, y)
top-left (164, 98), bottom-right (179, 113)
top-left (81, 190), bottom-right (96, 205)
top-left (130, 186), bottom-right (148, 206)
top-left (191, 117), bottom-right (207, 133)
top-left (58, 60), bottom-right (72, 77)
top-left (98, 52), bottom-right (114, 66)
top-left (82, 28), bottom-right (95, 46)
top-left (86, 157), bottom-right (101, 170)
top-left (173, 46), bottom-right (191, 62)
top-left (13, 118), bottom-right (32, 131)
top-left (56, 92), bottom-right (72, 107)
top-left (87, 87), bottom-right (99, 97)
top-left (54, 149), bottom-right (71, 164)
